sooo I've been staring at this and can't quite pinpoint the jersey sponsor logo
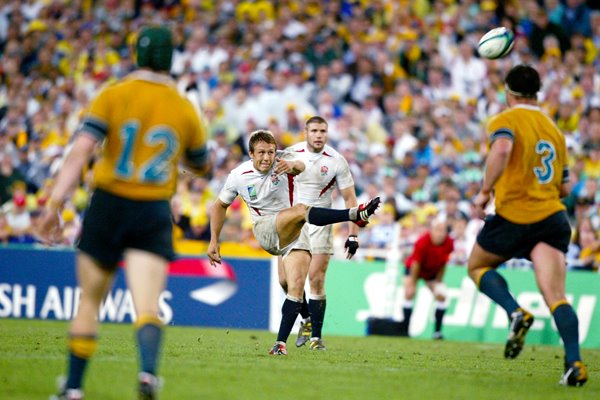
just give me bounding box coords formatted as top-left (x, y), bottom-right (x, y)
top-left (320, 166), bottom-right (329, 176)
top-left (247, 185), bottom-right (257, 200)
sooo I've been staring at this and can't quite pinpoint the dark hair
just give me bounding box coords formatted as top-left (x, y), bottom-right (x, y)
top-left (505, 65), bottom-right (541, 99)
top-left (248, 130), bottom-right (277, 152)
top-left (305, 115), bottom-right (328, 128)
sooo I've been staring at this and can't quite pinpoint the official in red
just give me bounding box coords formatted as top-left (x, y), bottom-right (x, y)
top-left (402, 216), bottom-right (454, 339)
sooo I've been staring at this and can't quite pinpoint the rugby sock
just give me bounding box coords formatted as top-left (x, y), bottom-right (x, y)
top-left (434, 301), bottom-right (446, 333)
top-left (306, 207), bottom-right (351, 226)
top-left (308, 295), bottom-right (326, 338)
top-left (477, 269), bottom-right (519, 316)
top-left (277, 296), bottom-right (302, 342)
top-left (136, 315), bottom-right (163, 375)
top-left (402, 301), bottom-right (414, 325)
top-left (66, 335), bottom-right (98, 389)
top-left (300, 291), bottom-right (310, 320)
top-left (552, 301), bottom-right (582, 363)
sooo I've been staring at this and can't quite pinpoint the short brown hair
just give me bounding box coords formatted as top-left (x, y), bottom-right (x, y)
top-left (305, 115), bottom-right (328, 128)
top-left (248, 129), bottom-right (277, 152)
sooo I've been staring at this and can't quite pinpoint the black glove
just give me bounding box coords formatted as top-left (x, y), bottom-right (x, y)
top-left (344, 235), bottom-right (359, 259)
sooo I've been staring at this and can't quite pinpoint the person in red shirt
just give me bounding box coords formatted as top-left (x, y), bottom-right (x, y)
top-left (403, 215), bottom-right (454, 339)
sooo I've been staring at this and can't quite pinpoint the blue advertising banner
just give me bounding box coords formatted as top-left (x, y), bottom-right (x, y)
top-left (0, 246), bottom-right (271, 330)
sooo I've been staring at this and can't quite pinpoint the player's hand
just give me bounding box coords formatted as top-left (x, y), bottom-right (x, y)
top-left (207, 242), bottom-right (222, 267)
top-left (36, 208), bottom-right (63, 245)
top-left (473, 190), bottom-right (491, 219)
top-left (344, 235), bottom-right (359, 259)
top-left (273, 158), bottom-right (290, 175)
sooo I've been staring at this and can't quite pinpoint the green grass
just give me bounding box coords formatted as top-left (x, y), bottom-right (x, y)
top-left (0, 319), bottom-right (598, 400)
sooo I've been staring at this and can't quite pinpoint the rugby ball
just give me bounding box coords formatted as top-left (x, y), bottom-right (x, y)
top-left (477, 27), bottom-right (514, 59)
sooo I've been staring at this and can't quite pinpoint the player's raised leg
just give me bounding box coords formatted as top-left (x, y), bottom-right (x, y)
top-left (305, 197), bottom-right (381, 227)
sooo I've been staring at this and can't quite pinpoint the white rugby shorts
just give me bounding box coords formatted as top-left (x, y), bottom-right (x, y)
top-left (293, 224), bottom-right (333, 255)
top-left (253, 214), bottom-right (310, 256)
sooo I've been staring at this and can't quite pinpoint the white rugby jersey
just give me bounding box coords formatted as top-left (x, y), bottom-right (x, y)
top-left (286, 142), bottom-right (354, 208)
top-left (218, 151), bottom-right (299, 220)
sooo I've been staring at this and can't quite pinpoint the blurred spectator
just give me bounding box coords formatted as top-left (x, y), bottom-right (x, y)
top-left (4, 183), bottom-right (33, 243)
top-left (60, 205), bottom-right (81, 246)
top-left (0, 211), bottom-right (10, 243)
top-left (0, 155), bottom-right (25, 204)
top-left (448, 212), bottom-right (470, 267)
top-left (560, 0), bottom-right (592, 38)
top-left (0, 0), bottom-right (595, 268)
top-left (441, 36), bottom-right (487, 102)
top-left (567, 217), bottom-right (600, 271)
top-left (182, 177), bottom-right (214, 241)
top-left (362, 202), bottom-right (397, 261)
top-left (529, 8), bottom-right (570, 59)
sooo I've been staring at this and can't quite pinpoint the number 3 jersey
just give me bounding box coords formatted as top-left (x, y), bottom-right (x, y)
top-left (285, 142), bottom-right (354, 208)
top-left (486, 104), bottom-right (568, 224)
top-left (78, 70), bottom-right (208, 200)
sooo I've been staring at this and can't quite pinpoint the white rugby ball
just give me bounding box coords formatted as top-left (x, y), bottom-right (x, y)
top-left (477, 27), bottom-right (514, 59)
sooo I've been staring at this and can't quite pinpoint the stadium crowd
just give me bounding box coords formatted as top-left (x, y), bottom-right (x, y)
top-left (0, 0), bottom-right (598, 271)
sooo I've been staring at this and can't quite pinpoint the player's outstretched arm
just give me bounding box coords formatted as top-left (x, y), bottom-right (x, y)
top-left (273, 158), bottom-right (305, 175)
top-left (207, 199), bottom-right (229, 266)
top-left (475, 137), bottom-right (513, 218)
top-left (436, 263), bottom-right (448, 282)
top-left (340, 186), bottom-right (359, 258)
top-left (38, 134), bottom-right (98, 244)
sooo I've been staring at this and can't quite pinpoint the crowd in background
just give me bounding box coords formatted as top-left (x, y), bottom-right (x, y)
top-left (0, 0), bottom-right (598, 271)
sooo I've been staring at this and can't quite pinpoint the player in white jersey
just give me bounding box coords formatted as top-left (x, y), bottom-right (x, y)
top-left (282, 116), bottom-right (360, 351)
top-left (208, 130), bottom-right (381, 356)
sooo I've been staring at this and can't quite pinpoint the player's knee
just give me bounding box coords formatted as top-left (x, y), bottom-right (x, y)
top-left (135, 313), bottom-right (162, 329)
top-left (68, 335), bottom-right (98, 359)
top-left (467, 263), bottom-right (480, 283)
top-left (286, 276), bottom-right (305, 297)
top-left (290, 203), bottom-right (309, 221)
top-left (309, 275), bottom-right (325, 293)
top-left (433, 283), bottom-right (447, 301)
top-left (293, 203), bottom-right (308, 219)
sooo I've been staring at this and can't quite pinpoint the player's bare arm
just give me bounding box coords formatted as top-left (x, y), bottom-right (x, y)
top-left (340, 186), bottom-right (359, 235)
top-left (475, 137), bottom-right (513, 219)
top-left (410, 261), bottom-right (421, 280)
top-left (559, 181), bottom-right (571, 198)
top-left (340, 185), bottom-right (360, 258)
top-left (274, 158), bottom-right (305, 175)
top-left (38, 133), bottom-right (98, 244)
top-left (436, 263), bottom-right (447, 282)
top-left (207, 199), bottom-right (230, 266)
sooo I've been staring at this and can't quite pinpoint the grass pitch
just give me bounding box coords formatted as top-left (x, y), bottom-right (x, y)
top-left (0, 319), bottom-right (597, 400)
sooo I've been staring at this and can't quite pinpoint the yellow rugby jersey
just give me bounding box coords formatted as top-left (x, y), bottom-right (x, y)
top-left (487, 104), bottom-right (569, 224)
top-left (79, 70), bottom-right (208, 200)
